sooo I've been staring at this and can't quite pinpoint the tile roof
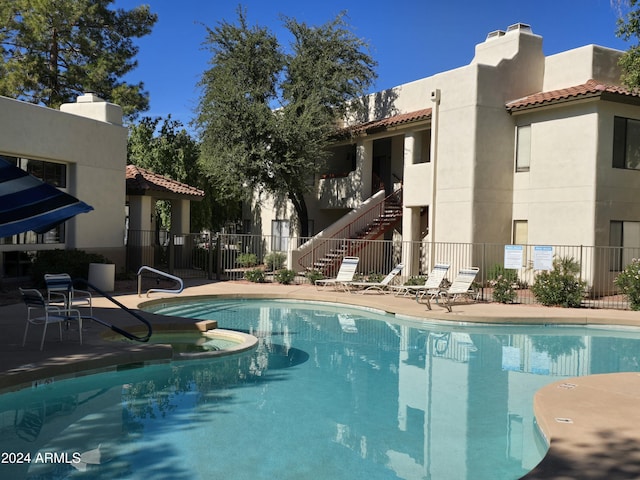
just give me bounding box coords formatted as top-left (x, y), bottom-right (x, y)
top-left (126, 165), bottom-right (205, 199)
top-left (339, 108), bottom-right (432, 136)
top-left (506, 79), bottom-right (640, 112)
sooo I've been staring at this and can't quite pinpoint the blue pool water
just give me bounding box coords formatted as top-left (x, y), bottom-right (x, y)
top-left (1, 299), bottom-right (640, 480)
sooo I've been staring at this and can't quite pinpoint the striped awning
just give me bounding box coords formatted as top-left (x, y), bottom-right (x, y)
top-left (0, 157), bottom-right (93, 237)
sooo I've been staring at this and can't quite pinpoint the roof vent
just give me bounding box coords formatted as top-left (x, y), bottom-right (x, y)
top-left (486, 30), bottom-right (506, 41)
top-left (506, 23), bottom-right (532, 34)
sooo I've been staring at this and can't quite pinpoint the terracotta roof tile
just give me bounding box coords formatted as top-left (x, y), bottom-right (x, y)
top-left (339, 108), bottom-right (432, 136)
top-left (506, 79), bottom-right (639, 112)
top-left (126, 165), bottom-right (205, 199)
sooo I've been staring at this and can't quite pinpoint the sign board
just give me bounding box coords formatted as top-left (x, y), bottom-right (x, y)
top-left (504, 245), bottom-right (523, 269)
top-left (533, 246), bottom-right (553, 271)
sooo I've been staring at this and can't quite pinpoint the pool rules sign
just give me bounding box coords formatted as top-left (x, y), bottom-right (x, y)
top-left (504, 245), bottom-right (554, 270)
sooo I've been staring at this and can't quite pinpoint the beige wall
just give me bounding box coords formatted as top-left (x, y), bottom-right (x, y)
top-left (0, 94), bottom-right (127, 270)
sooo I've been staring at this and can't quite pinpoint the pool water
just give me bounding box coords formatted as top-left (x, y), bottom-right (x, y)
top-left (1, 299), bottom-right (640, 480)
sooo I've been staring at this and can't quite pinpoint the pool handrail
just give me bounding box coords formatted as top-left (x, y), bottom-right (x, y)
top-left (136, 266), bottom-right (184, 298)
top-left (73, 279), bottom-right (152, 342)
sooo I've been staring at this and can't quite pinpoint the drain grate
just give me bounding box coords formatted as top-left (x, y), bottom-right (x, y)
top-left (555, 417), bottom-right (574, 424)
top-left (558, 382), bottom-right (577, 390)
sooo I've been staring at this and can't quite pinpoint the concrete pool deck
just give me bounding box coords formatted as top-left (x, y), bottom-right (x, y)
top-left (1, 278), bottom-right (640, 479)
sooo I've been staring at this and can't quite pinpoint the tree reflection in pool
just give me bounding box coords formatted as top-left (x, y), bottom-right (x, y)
top-left (1, 299), bottom-right (640, 480)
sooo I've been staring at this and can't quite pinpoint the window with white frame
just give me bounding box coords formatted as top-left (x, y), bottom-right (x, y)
top-left (613, 117), bottom-right (640, 170)
top-left (515, 125), bottom-right (531, 172)
top-left (271, 220), bottom-right (290, 251)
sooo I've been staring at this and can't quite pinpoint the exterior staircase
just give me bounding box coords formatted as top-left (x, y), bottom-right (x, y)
top-left (296, 188), bottom-right (403, 276)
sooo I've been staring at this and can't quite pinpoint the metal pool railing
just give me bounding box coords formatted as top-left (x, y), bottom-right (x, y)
top-left (136, 266), bottom-right (184, 297)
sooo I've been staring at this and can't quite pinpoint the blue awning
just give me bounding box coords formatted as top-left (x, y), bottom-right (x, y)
top-left (0, 157), bottom-right (93, 237)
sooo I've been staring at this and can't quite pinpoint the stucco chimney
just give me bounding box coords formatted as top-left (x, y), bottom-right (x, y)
top-left (60, 92), bottom-right (123, 125)
top-left (471, 23), bottom-right (541, 67)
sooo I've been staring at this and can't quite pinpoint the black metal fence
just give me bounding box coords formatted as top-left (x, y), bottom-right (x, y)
top-left (125, 231), bottom-right (640, 310)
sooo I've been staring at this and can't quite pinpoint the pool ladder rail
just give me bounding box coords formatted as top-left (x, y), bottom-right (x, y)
top-left (136, 266), bottom-right (184, 298)
top-left (74, 279), bottom-right (152, 343)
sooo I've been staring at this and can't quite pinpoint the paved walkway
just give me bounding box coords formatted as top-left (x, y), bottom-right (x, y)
top-left (1, 279), bottom-right (640, 479)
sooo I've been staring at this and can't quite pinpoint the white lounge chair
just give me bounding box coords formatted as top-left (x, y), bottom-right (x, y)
top-left (44, 273), bottom-right (93, 315)
top-left (314, 256), bottom-right (359, 291)
top-left (389, 263), bottom-right (450, 302)
top-left (20, 288), bottom-right (83, 350)
top-left (346, 263), bottom-right (404, 294)
top-left (435, 267), bottom-right (480, 312)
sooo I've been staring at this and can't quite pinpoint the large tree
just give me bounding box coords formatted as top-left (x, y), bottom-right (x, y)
top-left (195, 8), bottom-right (377, 238)
top-left (0, 0), bottom-right (156, 119)
top-left (616, 0), bottom-right (640, 89)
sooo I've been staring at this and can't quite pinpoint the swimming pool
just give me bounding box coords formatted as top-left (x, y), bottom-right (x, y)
top-left (1, 298), bottom-right (640, 479)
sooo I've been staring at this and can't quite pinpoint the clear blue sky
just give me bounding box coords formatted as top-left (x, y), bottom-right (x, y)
top-left (114, 0), bottom-right (632, 128)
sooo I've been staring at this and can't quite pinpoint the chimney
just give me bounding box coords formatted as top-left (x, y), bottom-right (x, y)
top-left (59, 91), bottom-right (123, 125)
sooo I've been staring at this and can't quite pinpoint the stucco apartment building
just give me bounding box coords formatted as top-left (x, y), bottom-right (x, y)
top-left (253, 23), bottom-right (640, 286)
top-left (0, 93), bottom-right (202, 280)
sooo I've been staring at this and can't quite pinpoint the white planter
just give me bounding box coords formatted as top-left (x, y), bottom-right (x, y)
top-left (88, 263), bottom-right (115, 292)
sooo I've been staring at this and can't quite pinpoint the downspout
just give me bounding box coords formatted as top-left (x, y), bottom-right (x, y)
top-left (429, 89), bottom-right (441, 271)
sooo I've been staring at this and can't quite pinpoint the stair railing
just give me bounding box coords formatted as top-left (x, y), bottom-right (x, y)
top-left (297, 187), bottom-right (403, 272)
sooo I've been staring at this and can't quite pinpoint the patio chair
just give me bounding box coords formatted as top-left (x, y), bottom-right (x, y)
top-left (45, 273), bottom-right (92, 315)
top-left (346, 263), bottom-right (404, 294)
top-left (435, 267), bottom-right (480, 312)
top-left (315, 256), bottom-right (359, 291)
top-left (389, 262), bottom-right (450, 302)
top-left (20, 288), bottom-right (83, 350)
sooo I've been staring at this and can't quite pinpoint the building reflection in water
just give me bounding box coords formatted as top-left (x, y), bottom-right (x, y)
top-left (0, 303), bottom-right (639, 479)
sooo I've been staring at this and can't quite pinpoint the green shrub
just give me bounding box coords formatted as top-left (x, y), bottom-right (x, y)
top-left (265, 252), bottom-right (286, 271)
top-left (487, 263), bottom-right (518, 284)
top-left (305, 270), bottom-right (324, 284)
top-left (404, 275), bottom-right (429, 285)
top-left (490, 275), bottom-right (517, 304)
top-left (615, 258), bottom-right (640, 310)
top-left (404, 275), bottom-right (427, 286)
top-left (531, 256), bottom-right (586, 308)
top-left (274, 269), bottom-right (296, 285)
top-left (365, 272), bottom-right (384, 283)
top-left (32, 249), bottom-right (111, 286)
top-left (244, 268), bottom-right (265, 283)
top-left (236, 253), bottom-right (258, 268)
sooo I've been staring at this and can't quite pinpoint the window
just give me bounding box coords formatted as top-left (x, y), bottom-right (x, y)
top-left (610, 221), bottom-right (640, 271)
top-left (513, 220), bottom-right (528, 266)
top-left (0, 154), bottom-right (68, 243)
top-left (4, 156), bottom-right (67, 187)
top-left (513, 220), bottom-right (528, 245)
top-left (515, 125), bottom-right (531, 172)
top-left (271, 220), bottom-right (290, 251)
top-left (613, 117), bottom-right (640, 170)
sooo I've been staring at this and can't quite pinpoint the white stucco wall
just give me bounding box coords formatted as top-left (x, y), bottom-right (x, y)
top-left (512, 103), bottom-right (599, 246)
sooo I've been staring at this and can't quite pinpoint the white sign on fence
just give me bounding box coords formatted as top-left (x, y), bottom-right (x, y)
top-left (504, 245), bottom-right (523, 269)
top-left (533, 245), bottom-right (554, 271)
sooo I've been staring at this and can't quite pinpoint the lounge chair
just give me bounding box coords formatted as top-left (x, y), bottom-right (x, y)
top-left (346, 263), bottom-right (404, 294)
top-left (315, 256), bottom-right (359, 291)
top-left (389, 262), bottom-right (450, 301)
top-left (45, 273), bottom-right (92, 315)
top-left (20, 288), bottom-right (83, 350)
top-left (434, 267), bottom-right (480, 312)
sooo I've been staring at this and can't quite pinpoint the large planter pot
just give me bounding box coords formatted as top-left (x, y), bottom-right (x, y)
top-left (88, 263), bottom-right (115, 292)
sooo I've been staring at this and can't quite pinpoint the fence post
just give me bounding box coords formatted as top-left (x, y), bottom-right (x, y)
top-left (208, 232), bottom-right (214, 280)
top-left (216, 233), bottom-right (222, 280)
top-left (168, 236), bottom-right (175, 275)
